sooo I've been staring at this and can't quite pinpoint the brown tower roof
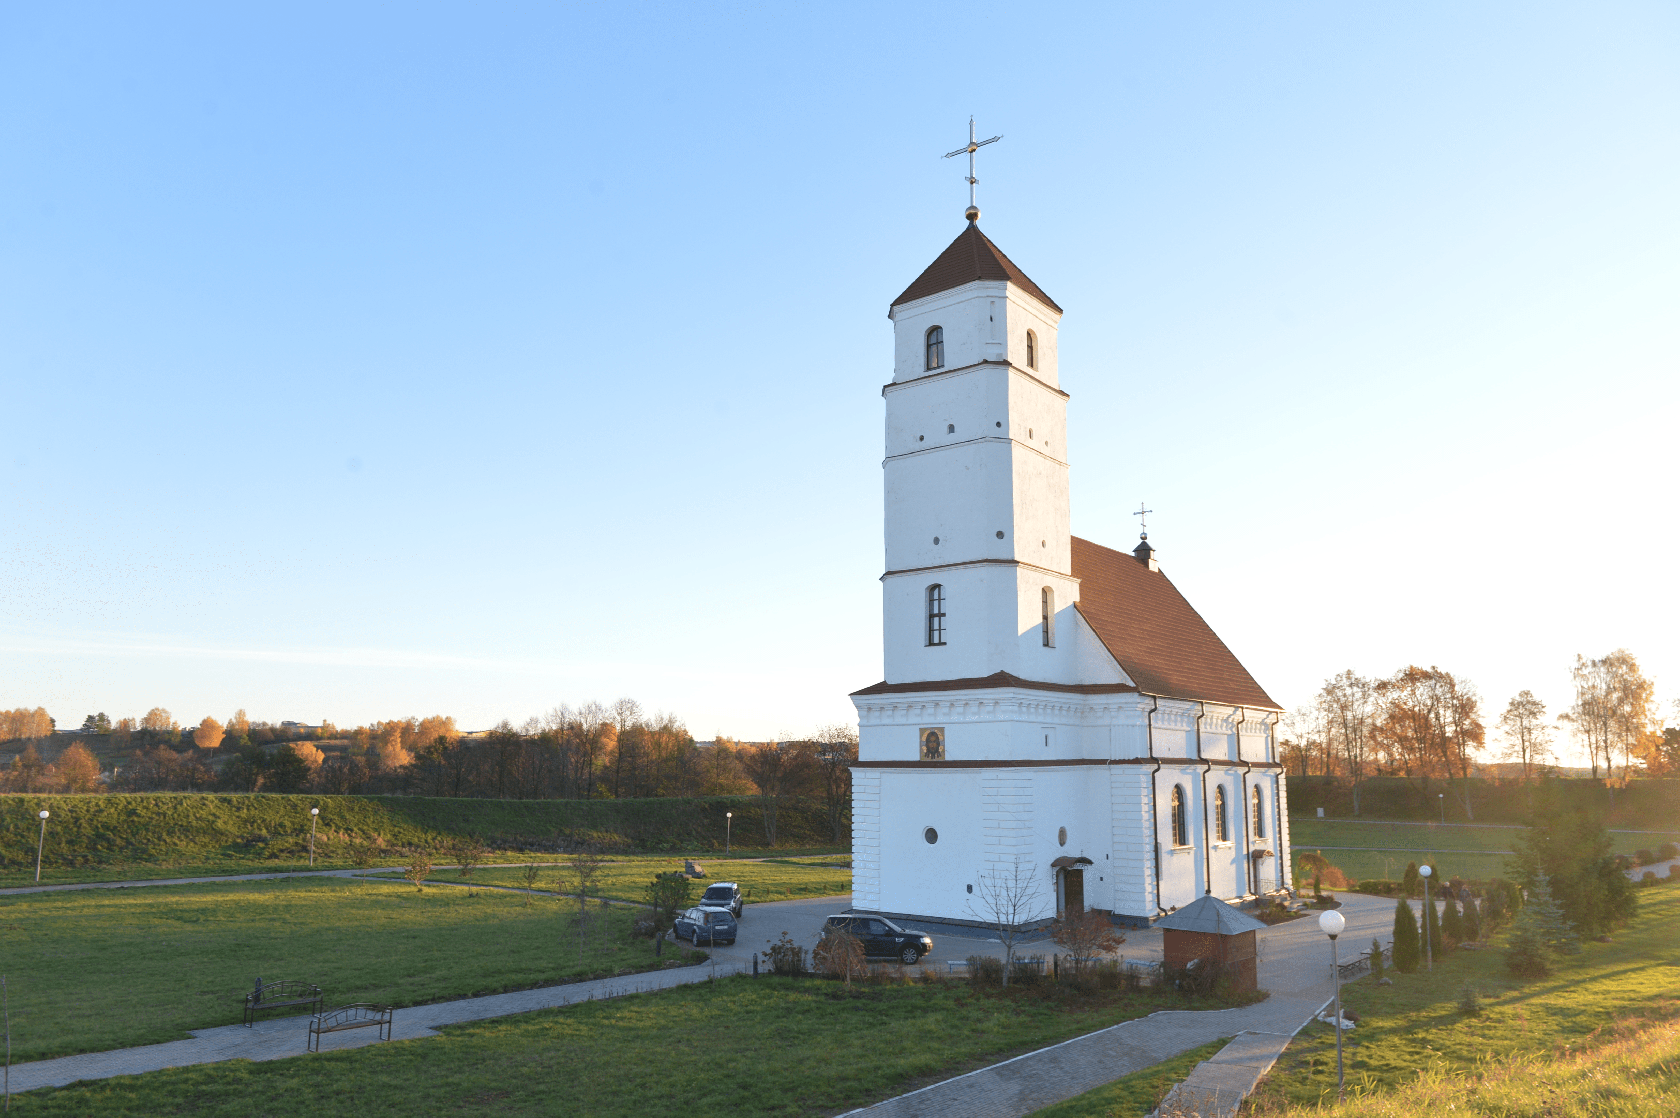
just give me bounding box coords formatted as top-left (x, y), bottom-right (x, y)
top-left (1072, 536), bottom-right (1281, 710)
top-left (891, 223), bottom-right (1061, 312)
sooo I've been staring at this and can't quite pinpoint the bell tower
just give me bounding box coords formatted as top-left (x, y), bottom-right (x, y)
top-left (879, 220), bottom-right (1079, 685)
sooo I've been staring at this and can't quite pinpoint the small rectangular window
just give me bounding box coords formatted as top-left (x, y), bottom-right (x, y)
top-left (926, 584), bottom-right (946, 646)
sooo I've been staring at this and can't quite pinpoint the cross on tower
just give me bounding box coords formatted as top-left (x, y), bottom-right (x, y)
top-left (1133, 502), bottom-right (1153, 540)
top-left (944, 117), bottom-right (1002, 223)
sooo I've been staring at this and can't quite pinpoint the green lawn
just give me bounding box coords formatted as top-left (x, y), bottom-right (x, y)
top-left (0, 876), bottom-right (701, 1061)
top-left (1287, 818), bottom-right (1674, 884)
top-left (16, 976), bottom-right (1258, 1116)
top-left (466, 855), bottom-right (850, 905)
top-left (1245, 880), bottom-right (1680, 1112)
top-left (1025, 1039), bottom-right (1227, 1117)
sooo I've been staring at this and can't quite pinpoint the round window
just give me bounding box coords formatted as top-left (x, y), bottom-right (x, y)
top-left (1058, 826), bottom-right (1068, 846)
top-left (924, 827), bottom-right (938, 844)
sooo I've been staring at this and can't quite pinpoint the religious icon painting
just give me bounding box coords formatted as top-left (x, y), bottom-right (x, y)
top-left (919, 728), bottom-right (945, 761)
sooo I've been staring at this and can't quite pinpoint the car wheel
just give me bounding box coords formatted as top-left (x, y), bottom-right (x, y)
top-left (900, 946), bottom-right (920, 965)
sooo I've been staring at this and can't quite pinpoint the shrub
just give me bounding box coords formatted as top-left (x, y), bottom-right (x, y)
top-left (1457, 983), bottom-right (1482, 1016)
top-left (1369, 937), bottom-right (1384, 982)
top-left (1009, 954), bottom-right (1046, 986)
top-left (1636, 848), bottom-right (1655, 867)
top-left (1356, 879), bottom-right (1401, 896)
top-left (1642, 870), bottom-right (1659, 886)
top-left (1401, 862), bottom-right (1421, 898)
top-left (764, 930), bottom-right (807, 977)
top-left (1671, 863), bottom-right (1680, 881)
top-left (347, 833), bottom-right (384, 869)
top-left (1658, 841), bottom-right (1679, 861)
top-left (1299, 850), bottom-right (1352, 890)
top-left (813, 932), bottom-right (867, 985)
top-left (1482, 884), bottom-right (1506, 928)
top-left (966, 954), bottom-right (1003, 987)
top-left (1162, 957), bottom-right (1226, 997)
top-left (1423, 891), bottom-right (1443, 961)
top-left (1441, 891), bottom-right (1464, 944)
top-left (1391, 895), bottom-right (1420, 973)
top-left (403, 848), bottom-right (433, 892)
top-left (1461, 896), bottom-right (1481, 942)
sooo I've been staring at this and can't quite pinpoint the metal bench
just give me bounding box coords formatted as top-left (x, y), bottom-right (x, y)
top-left (308, 1004), bottom-right (394, 1052)
top-left (243, 979), bottom-right (324, 1027)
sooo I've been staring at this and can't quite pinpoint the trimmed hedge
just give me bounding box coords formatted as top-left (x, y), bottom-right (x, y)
top-left (0, 793), bottom-right (841, 871)
top-left (1285, 776), bottom-right (1679, 828)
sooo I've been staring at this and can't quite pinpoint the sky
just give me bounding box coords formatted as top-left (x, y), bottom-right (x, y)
top-left (2, 3), bottom-right (1677, 759)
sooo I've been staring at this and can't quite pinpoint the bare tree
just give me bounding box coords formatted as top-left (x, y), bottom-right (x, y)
top-left (1498, 691), bottom-right (1553, 783)
top-left (1320, 671), bottom-right (1375, 814)
top-left (566, 849), bottom-right (605, 964)
top-left (1050, 908), bottom-right (1125, 982)
top-left (813, 724), bottom-right (858, 843)
top-left (966, 860), bottom-right (1051, 987)
top-left (404, 849), bottom-right (433, 892)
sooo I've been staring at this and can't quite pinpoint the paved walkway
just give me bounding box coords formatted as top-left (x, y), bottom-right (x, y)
top-left (842, 893), bottom-right (1394, 1118)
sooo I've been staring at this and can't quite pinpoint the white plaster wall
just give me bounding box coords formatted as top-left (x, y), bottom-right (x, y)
top-left (854, 686), bottom-right (1153, 763)
top-left (1005, 289), bottom-right (1061, 388)
top-left (852, 769), bottom-right (883, 911)
top-left (889, 282), bottom-right (1061, 388)
top-left (1109, 767), bottom-right (1156, 918)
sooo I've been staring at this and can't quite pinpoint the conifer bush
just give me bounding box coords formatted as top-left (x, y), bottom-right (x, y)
top-left (1441, 891), bottom-right (1463, 944)
top-left (1423, 892), bottom-right (1443, 961)
top-left (1368, 937), bottom-right (1384, 982)
top-left (1461, 895), bottom-right (1481, 942)
top-left (1401, 861), bottom-right (1420, 897)
top-left (1391, 895), bottom-right (1420, 973)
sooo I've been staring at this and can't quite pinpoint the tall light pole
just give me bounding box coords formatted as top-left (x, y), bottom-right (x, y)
top-left (725, 812), bottom-right (733, 856)
top-left (1319, 909), bottom-right (1347, 1101)
top-left (1438, 793), bottom-right (1445, 824)
top-left (309, 807), bottom-right (320, 868)
top-left (1419, 863), bottom-right (1433, 972)
top-left (35, 810), bottom-right (49, 884)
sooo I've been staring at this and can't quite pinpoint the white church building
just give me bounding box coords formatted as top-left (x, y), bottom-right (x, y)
top-left (848, 217), bottom-right (1292, 928)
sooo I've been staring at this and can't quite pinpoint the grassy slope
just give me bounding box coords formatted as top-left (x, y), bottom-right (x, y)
top-left (0, 793), bottom-right (844, 887)
top-left (468, 857), bottom-right (850, 905)
top-left (1024, 1039), bottom-right (1227, 1117)
top-left (1286, 818), bottom-right (1672, 883)
top-left (0, 876), bottom-right (702, 1061)
top-left (1244, 881), bottom-right (1680, 1112)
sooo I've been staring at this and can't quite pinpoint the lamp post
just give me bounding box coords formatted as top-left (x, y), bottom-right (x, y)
top-left (725, 812), bottom-right (733, 856)
top-left (35, 810), bottom-right (49, 884)
top-left (1319, 909), bottom-right (1347, 1101)
top-left (1419, 863), bottom-right (1433, 972)
top-left (1438, 793), bottom-right (1445, 824)
top-left (309, 807), bottom-right (320, 867)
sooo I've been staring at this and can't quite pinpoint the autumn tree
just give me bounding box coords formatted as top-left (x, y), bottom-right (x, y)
top-left (141, 707), bottom-right (177, 736)
top-left (0, 708), bottom-right (54, 742)
top-left (1498, 691), bottom-right (1553, 783)
top-left (7, 745), bottom-right (48, 792)
top-left (192, 716), bottom-right (225, 751)
top-left (740, 741), bottom-right (812, 847)
top-left (54, 742), bottom-right (102, 792)
top-left (1561, 650), bottom-right (1659, 786)
top-left (1372, 666), bottom-right (1484, 819)
top-left (227, 709), bottom-right (251, 740)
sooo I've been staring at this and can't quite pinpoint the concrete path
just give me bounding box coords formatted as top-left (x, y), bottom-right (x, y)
top-left (842, 894), bottom-right (1394, 1118)
top-left (1149, 1027), bottom-right (1311, 1118)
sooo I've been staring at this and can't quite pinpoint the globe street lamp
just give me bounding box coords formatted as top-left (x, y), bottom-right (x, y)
top-left (309, 807), bottom-right (320, 868)
top-left (35, 809), bottom-right (49, 884)
top-left (1319, 908), bottom-right (1347, 1101)
top-left (726, 812), bottom-right (733, 856)
top-left (1419, 863), bottom-right (1433, 972)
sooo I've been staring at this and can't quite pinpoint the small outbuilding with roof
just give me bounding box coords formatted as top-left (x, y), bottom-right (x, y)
top-left (1155, 895), bottom-right (1269, 993)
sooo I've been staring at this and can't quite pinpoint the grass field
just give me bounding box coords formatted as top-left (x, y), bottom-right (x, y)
top-left (0, 793), bottom-right (846, 887)
top-left (1024, 1038), bottom-right (1227, 1117)
top-left (16, 973), bottom-right (1258, 1116)
top-left (0, 876), bottom-right (702, 1061)
top-left (466, 855), bottom-right (851, 905)
top-left (1244, 880), bottom-right (1680, 1112)
top-left (1286, 818), bottom-right (1675, 884)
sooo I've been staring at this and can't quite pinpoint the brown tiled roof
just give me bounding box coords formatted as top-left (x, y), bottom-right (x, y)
top-left (851, 671), bottom-right (1139, 697)
top-left (1071, 536), bottom-right (1280, 710)
top-left (891, 223), bottom-right (1062, 312)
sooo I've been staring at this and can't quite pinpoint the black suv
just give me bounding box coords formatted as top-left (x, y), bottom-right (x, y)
top-left (699, 881), bottom-right (743, 918)
top-left (821, 915), bottom-right (933, 965)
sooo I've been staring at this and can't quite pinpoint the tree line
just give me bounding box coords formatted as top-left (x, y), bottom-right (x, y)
top-left (1281, 649), bottom-right (1676, 820)
top-left (3, 701), bottom-right (861, 845)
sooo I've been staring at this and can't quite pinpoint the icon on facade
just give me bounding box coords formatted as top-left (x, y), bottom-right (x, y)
top-left (919, 728), bottom-right (945, 761)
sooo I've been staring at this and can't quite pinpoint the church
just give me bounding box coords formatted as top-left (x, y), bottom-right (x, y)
top-left (848, 201), bottom-right (1293, 929)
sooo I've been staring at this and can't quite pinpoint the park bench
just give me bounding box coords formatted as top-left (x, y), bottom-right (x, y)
top-left (243, 979), bottom-right (324, 1027)
top-left (308, 1003), bottom-right (394, 1052)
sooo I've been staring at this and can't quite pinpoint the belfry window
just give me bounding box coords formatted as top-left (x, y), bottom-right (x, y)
top-left (1026, 329), bottom-right (1037, 369)
top-left (1252, 785), bottom-right (1264, 838)
top-left (925, 326), bottom-right (944, 371)
top-left (1170, 785), bottom-right (1188, 846)
top-left (1214, 786), bottom-right (1228, 842)
top-left (1040, 587), bottom-right (1055, 647)
top-left (926, 584), bottom-right (946, 646)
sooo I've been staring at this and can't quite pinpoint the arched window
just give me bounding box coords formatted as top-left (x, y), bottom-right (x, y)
top-left (1026, 329), bottom-right (1037, 369)
top-left (926, 584), bottom-right (946, 646)
top-left (1040, 587), bottom-right (1055, 647)
top-left (1252, 785), bottom-right (1264, 838)
top-left (925, 326), bottom-right (944, 370)
top-left (1214, 786), bottom-right (1228, 842)
top-left (1170, 785), bottom-right (1187, 846)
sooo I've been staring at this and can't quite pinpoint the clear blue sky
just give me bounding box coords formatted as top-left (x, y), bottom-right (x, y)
top-left (3, 3), bottom-right (1676, 758)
